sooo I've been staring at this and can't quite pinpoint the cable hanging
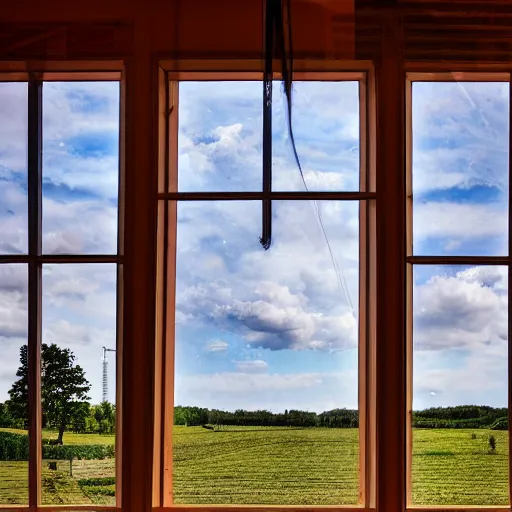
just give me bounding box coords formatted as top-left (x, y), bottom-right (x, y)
top-left (260, 0), bottom-right (354, 315)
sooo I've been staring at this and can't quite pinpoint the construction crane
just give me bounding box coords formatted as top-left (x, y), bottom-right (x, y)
top-left (102, 346), bottom-right (116, 403)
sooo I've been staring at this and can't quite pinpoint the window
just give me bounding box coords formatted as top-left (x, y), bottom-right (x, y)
top-left (0, 68), bottom-right (123, 507)
top-left (406, 73), bottom-right (510, 507)
top-left (154, 64), bottom-right (375, 508)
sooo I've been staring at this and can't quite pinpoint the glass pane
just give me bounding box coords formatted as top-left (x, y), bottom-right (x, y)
top-left (178, 82), bottom-right (262, 192)
top-left (0, 83), bottom-right (28, 254)
top-left (42, 82), bottom-right (120, 255)
top-left (412, 265), bottom-right (508, 506)
top-left (272, 81), bottom-right (360, 191)
top-left (41, 264), bottom-right (117, 506)
top-left (0, 264), bottom-right (28, 504)
top-left (174, 200), bottom-right (359, 505)
top-left (412, 81), bottom-right (509, 256)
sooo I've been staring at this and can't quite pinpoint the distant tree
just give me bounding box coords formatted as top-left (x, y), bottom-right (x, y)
top-left (489, 434), bottom-right (497, 453)
top-left (92, 401), bottom-right (116, 434)
top-left (8, 343), bottom-right (91, 444)
top-left (0, 402), bottom-right (19, 428)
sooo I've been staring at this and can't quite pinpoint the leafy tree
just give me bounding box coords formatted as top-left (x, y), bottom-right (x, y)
top-left (8, 343), bottom-right (91, 444)
top-left (91, 401), bottom-right (116, 434)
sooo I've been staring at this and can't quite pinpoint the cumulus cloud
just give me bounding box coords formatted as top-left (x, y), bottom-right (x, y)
top-left (175, 196), bottom-right (359, 354)
top-left (414, 266), bottom-right (507, 351)
top-left (214, 298), bottom-right (356, 351)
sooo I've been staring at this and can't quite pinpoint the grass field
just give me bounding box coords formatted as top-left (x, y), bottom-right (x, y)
top-left (173, 426), bottom-right (509, 506)
top-left (0, 429), bottom-right (115, 506)
top-left (0, 427), bottom-right (509, 506)
top-left (173, 426), bottom-right (359, 505)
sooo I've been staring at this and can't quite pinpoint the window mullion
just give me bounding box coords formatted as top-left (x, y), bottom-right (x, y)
top-left (508, 75), bottom-right (512, 507)
top-left (261, 0), bottom-right (273, 250)
top-left (375, 15), bottom-right (407, 512)
top-left (27, 75), bottom-right (43, 509)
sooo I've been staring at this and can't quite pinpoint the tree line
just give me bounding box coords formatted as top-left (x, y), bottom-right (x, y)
top-left (174, 406), bottom-right (359, 428)
top-left (175, 404), bottom-right (510, 430)
top-left (0, 343), bottom-right (115, 444)
top-left (413, 405), bottom-right (508, 430)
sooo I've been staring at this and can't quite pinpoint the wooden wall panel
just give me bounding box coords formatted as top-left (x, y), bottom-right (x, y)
top-left (0, 0), bottom-right (355, 60)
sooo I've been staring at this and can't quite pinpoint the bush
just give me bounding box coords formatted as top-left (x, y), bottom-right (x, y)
top-left (43, 443), bottom-right (115, 460)
top-left (78, 477), bottom-right (116, 487)
top-left (0, 432), bottom-right (115, 461)
top-left (0, 432), bottom-right (29, 460)
top-left (81, 485), bottom-right (116, 496)
top-left (490, 417), bottom-right (508, 430)
top-left (489, 434), bottom-right (497, 453)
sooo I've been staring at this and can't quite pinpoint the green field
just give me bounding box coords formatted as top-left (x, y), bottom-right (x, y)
top-left (0, 427), bottom-right (508, 506)
top-left (0, 429), bottom-right (115, 506)
top-left (173, 426), bottom-right (359, 505)
top-left (173, 426), bottom-right (509, 506)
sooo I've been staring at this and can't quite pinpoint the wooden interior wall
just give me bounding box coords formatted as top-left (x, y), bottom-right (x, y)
top-left (0, 2), bottom-right (511, 512)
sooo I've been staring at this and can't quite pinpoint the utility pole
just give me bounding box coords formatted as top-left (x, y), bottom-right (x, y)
top-left (102, 346), bottom-right (116, 403)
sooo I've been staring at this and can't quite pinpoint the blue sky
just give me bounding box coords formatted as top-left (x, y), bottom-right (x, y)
top-left (0, 78), bottom-right (509, 414)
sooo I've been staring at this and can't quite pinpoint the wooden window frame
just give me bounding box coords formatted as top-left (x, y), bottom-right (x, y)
top-left (0, 61), bottom-right (125, 512)
top-left (153, 59), bottom-right (376, 511)
top-left (405, 66), bottom-right (512, 512)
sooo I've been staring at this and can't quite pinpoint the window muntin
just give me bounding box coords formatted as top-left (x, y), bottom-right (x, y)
top-left (407, 74), bottom-right (510, 507)
top-left (0, 72), bottom-right (122, 508)
top-left (156, 68), bottom-right (374, 509)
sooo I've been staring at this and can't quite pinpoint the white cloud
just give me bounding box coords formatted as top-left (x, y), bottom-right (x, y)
top-left (233, 359), bottom-right (269, 372)
top-left (414, 266), bottom-right (507, 352)
top-left (0, 83), bottom-right (27, 172)
top-left (412, 81), bottom-right (508, 195)
top-left (414, 341), bottom-right (507, 409)
top-left (414, 202), bottom-right (507, 254)
top-left (205, 340), bottom-right (228, 352)
top-left (43, 198), bottom-right (117, 254)
top-left (180, 372), bottom-right (323, 393)
top-left (44, 320), bottom-right (91, 346)
top-left (175, 370), bottom-right (358, 412)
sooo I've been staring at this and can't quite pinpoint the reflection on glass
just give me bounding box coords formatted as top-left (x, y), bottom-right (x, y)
top-left (0, 83), bottom-right (28, 254)
top-left (412, 265), bottom-right (508, 506)
top-left (412, 82), bottom-right (509, 256)
top-left (272, 81), bottom-right (360, 192)
top-left (41, 264), bottom-right (117, 505)
top-left (174, 200), bottom-right (359, 505)
top-left (42, 82), bottom-right (119, 255)
top-left (178, 82), bottom-right (263, 192)
top-left (0, 264), bottom-right (28, 504)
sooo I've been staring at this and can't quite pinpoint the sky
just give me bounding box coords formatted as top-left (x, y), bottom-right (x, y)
top-left (0, 77), bottom-right (509, 415)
